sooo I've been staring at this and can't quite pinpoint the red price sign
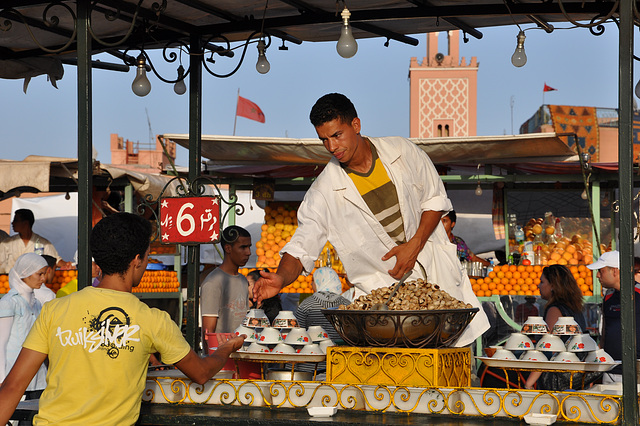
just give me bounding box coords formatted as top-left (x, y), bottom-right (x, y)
top-left (160, 196), bottom-right (221, 244)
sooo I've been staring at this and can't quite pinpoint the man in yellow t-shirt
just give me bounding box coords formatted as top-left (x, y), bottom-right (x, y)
top-left (0, 213), bottom-right (246, 425)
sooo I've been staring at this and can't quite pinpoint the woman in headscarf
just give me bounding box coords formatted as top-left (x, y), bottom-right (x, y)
top-left (0, 253), bottom-right (48, 401)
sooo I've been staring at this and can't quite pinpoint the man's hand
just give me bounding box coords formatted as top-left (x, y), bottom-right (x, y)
top-left (252, 270), bottom-right (285, 305)
top-left (381, 210), bottom-right (444, 280)
top-left (382, 239), bottom-right (421, 280)
top-left (217, 334), bottom-right (246, 353)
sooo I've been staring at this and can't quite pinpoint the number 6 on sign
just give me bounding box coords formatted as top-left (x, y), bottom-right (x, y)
top-left (160, 196), bottom-right (221, 244)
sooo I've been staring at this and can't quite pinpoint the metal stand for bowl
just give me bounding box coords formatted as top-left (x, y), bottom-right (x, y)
top-left (229, 352), bottom-right (326, 381)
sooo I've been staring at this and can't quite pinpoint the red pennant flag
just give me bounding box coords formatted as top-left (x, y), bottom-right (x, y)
top-left (236, 96), bottom-right (265, 123)
top-left (543, 83), bottom-right (557, 92)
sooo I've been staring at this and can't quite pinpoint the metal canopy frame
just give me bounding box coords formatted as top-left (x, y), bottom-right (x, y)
top-left (0, 1), bottom-right (637, 423)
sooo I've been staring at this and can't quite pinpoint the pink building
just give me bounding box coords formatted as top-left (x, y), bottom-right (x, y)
top-left (110, 133), bottom-right (176, 171)
top-left (409, 30), bottom-right (478, 138)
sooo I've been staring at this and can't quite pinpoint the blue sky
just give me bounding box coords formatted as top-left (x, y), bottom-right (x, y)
top-left (0, 23), bottom-right (625, 166)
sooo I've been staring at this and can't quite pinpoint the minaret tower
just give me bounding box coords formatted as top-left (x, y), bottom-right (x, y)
top-left (409, 30), bottom-right (478, 138)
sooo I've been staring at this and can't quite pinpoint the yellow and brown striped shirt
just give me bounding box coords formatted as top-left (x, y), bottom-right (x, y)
top-left (345, 141), bottom-right (405, 243)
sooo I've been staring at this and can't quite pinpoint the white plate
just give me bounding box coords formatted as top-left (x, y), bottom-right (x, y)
top-left (477, 357), bottom-right (621, 372)
top-left (307, 406), bottom-right (337, 417)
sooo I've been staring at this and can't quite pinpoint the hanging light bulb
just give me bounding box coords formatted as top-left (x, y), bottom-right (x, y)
top-left (581, 189), bottom-right (588, 200)
top-left (131, 54), bottom-right (151, 97)
top-left (475, 183), bottom-right (483, 196)
top-left (511, 30), bottom-right (527, 67)
top-left (256, 39), bottom-right (270, 74)
top-left (174, 65), bottom-right (186, 95)
top-left (336, 7), bottom-right (358, 58)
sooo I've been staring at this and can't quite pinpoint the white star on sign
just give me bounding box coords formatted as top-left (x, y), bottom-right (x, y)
top-left (211, 198), bottom-right (219, 206)
top-left (161, 199), bottom-right (168, 208)
top-left (162, 233), bottom-right (170, 241)
top-left (210, 231), bottom-right (219, 241)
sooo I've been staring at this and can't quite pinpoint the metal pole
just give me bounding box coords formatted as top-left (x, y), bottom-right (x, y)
top-left (185, 34), bottom-right (203, 350)
top-left (76, 0), bottom-right (92, 289)
top-left (617, 0), bottom-right (638, 423)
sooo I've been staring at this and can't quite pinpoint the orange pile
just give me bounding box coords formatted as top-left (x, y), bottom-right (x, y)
top-left (46, 269), bottom-right (78, 293)
top-left (471, 264), bottom-right (593, 298)
top-left (0, 274), bottom-right (8, 294)
top-left (255, 203), bottom-right (298, 269)
top-left (134, 270), bottom-right (180, 293)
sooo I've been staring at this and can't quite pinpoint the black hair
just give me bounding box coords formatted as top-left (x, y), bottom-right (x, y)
top-left (246, 268), bottom-right (269, 283)
top-left (90, 212), bottom-right (152, 276)
top-left (41, 254), bottom-right (57, 269)
top-left (14, 209), bottom-right (35, 227)
top-left (309, 93), bottom-right (358, 127)
top-left (445, 210), bottom-right (457, 223)
top-left (221, 226), bottom-right (251, 249)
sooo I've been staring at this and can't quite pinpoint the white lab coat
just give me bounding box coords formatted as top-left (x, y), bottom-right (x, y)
top-left (282, 136), bottom-right (489, 346)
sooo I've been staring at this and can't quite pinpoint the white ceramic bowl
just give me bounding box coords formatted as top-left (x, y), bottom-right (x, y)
top-left (318, 339), bottom-right (335, 354)
top-left (552, 317), bottom-right (582, 335)
top-left (257, 327), bottom-right (283, 344)
top-left (551, 351), bottom-right (581, 362)
top-left (307, 325), bottom-right (330, 342)
top-left (535, 334), bottom-right (566, 352)
top-left (523, 413), bottom-right (557, 425)
top-left (565, 333), bottom-right (598, 352)
top-left (272, 311), bottom-right (298, 328)
top-left (279, 328), bottom-right (291, 340)
top-left (246, 342), bottom-right (271, 353)
top-left (491, 348), bottom-right (517, 360)
top-left (272, 343), bottom-right (296, 354)
top-left (520, 350), bottom-right (548, 362)
top-left (243, 308), bottom-right (271, 328)
top-left (298, 343), bottom-right (323, 355)
top-left (307, 407), bottom-right (338, 417)
top-left (585, 349), bottom-right (615, 363)
top-left (504, 333), bottom-right (535, 351)
top-left (283, 327), bottom-right (313, 345)
top-left (521, 316), bottom-right (549, 334)
top-left (233, 325), bottom-right (256, 342)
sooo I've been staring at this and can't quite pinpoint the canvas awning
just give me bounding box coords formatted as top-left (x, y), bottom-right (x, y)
top-left (161, 132), bottom-right (578, 167)
top-left (0, 156), bottom-right (184, 201)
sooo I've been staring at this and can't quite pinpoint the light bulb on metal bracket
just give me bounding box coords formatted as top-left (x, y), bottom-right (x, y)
top-left (256, 39), bottom-right (270, 74)
top-left (174, 65), bottom-right (186, 95)
top-left (475, 183), bottom-right (483, 196)
top-left (336, 7), bottom-right (358, 58)
top-left (131, 53), bottom-right (151, 96)
top-left (511, 30), bottom-right (527, 67)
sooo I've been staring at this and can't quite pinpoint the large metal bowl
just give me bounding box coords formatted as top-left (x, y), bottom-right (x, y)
top-left (321, 307), bottom-right (478, 348)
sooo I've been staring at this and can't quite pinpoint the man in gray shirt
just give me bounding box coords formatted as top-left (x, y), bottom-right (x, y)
top-left (201, 226), bottom-right (252, 354)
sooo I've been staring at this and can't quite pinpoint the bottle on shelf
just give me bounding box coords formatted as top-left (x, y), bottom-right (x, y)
top-left (34, 240), bottom-right (44, 256)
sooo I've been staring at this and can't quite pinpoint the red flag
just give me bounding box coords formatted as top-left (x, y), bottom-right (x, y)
top-left (543, 83), bottom-right (557, 92)
top-left (236, 96), bottom-right (265, 123)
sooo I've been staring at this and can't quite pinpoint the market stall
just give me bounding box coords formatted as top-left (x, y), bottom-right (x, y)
top-left (2, 1), bottom-right (639, 424)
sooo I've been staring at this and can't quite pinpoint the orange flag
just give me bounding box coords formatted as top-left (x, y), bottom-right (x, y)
top-left (236, 96), bottom-right (265, 123)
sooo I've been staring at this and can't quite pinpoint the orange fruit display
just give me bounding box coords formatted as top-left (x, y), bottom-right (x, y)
top-left (473, 263), bottom-right (594, 298)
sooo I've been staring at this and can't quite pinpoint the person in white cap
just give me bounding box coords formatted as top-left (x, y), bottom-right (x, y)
top-left (587, 250), bottom-right (640, 383)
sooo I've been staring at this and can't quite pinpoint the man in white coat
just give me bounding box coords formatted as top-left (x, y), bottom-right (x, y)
top-left (253, 93), bottom-right (488, 346)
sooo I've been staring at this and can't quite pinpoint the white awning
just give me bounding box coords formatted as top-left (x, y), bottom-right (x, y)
top-left (161, 133), bottom-right (578, 167)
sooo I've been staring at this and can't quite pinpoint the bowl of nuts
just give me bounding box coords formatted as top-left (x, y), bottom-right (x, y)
top-left (322, 279), bottom-right (478, 348)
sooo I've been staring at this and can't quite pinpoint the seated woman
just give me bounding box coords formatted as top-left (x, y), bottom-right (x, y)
top-left (524, 265), bottom-right (598, 390)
